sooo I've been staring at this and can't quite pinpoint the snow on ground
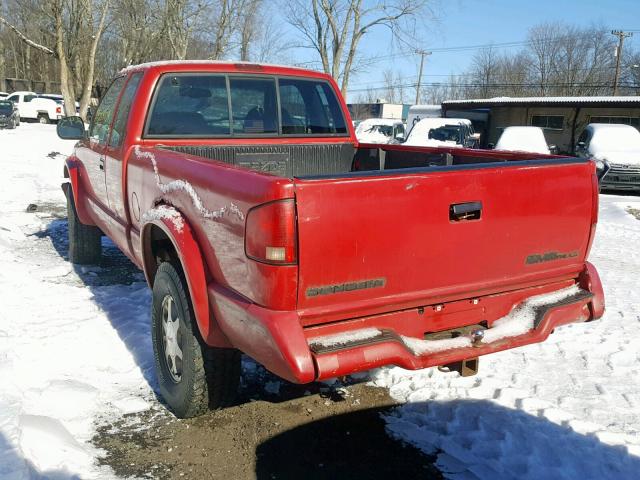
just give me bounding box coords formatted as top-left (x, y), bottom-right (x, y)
top-left (1, 124), bottom-right (640, 479)
top-left (372, 194), bottom-right (640, 479)
top-left (0, 124), bottom-right (157, 479)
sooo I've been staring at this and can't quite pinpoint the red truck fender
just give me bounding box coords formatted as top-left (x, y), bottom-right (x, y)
top-left (63, 156), bottom-right (95, 226)
top-left (140, 207), bottom-right (231, 348)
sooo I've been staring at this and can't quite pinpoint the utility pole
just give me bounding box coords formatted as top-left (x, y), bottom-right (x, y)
top-left (612, 30), bottom-right (633, 96)
top-left (415, 50), bottom-right (432, 104)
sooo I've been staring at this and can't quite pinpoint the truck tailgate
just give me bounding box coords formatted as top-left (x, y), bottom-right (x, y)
top-left (294, 159), bottom-right (595, 323)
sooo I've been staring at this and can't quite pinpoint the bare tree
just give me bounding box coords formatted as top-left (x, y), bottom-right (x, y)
top-left (1, 0), bottom-right (111, 117)
top-left (286, 0), bottom-right (428, 94)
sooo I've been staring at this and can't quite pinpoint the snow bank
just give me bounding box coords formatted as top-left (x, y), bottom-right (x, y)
top-left (0, 125), bottom-right (156, 479)
top-left (372, 195), bottom-right (640, 479)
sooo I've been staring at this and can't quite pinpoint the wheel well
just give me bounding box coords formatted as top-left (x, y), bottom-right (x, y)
top-left (143, 223), bottom-right (180, 286)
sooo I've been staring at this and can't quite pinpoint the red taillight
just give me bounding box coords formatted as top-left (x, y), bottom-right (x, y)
top-left (245, 199), bottom-right (297, 265)
top-left (56, 106), bottom-right (61, 114)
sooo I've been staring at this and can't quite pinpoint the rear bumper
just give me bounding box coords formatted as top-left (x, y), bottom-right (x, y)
top-left (209, 262), bottom-right (605, 383)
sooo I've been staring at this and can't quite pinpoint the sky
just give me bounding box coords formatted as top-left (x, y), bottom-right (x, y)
top-left (283, 0), bottom-right (640, 102)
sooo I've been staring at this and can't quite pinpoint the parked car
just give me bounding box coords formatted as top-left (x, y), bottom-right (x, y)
top-left (576, 123), bottom-right (640, 192)
top-left (494, 126), bottom-right (556, 155)
top-left (355, 118), bottom-right (405, 144)
top-left (0, 100), bottom-right (20, 128)
top-left (403, 117), bottom-right (479, 148)
top-left (56, 61), bottom-right (604, 418)
top-left (5, 91), bottom-right (62, 123)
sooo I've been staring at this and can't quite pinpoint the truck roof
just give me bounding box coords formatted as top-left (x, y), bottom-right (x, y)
top-left (119, 60), bottom-right (332, 81)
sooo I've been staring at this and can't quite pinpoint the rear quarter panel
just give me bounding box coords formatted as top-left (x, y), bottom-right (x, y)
top-left (127, 147), bottom-right (297, 309)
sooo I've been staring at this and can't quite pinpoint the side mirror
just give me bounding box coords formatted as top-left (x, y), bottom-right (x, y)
top-left (394, 133), bottom-right (405, 142)
top-left (57, 116), bottom-right (85, 140)
top-left (488, 143), bottom-right (495, 149)
top-left (549, 144), bottom-right (558, 154)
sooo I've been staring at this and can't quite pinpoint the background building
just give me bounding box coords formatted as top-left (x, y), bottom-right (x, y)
top-left (442, 97), bottom-right (640, 153)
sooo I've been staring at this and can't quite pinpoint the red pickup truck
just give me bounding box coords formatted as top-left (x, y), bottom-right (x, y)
top-left (57, 61), bottom-right (604, 418)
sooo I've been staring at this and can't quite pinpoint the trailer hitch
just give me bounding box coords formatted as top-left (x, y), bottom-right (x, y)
top-left (438, 357), bottom-right (479, 377)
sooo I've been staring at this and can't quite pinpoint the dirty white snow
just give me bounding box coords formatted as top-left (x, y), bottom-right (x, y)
top-left (372, 195), bottom-right (640, 479)
top-left (308, 327), bottom-right (382, 348)
top-left (0, 124), bottom-right (156, 479)
top-left (2, 124), bottom-right (640, 480)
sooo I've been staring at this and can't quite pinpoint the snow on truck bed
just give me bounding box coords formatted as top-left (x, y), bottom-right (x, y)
top-left (0, 124), bottom-right (639, 479)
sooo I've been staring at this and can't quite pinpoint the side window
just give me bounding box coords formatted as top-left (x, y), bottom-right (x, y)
top-left (109, 73), bottom-right (142, 147)
top-left (23, 95), bottom-right (36, 103)
top-left (279, 83), bottom-right (307, 134)
top-left (229, 78), bottom-right (277, 134)
top-left (278, 78), bottom-right (347, 135)
top-left (90, 77), bottom-right (126, 146)
top-left (147, 74), bottom-right (230, 136)
top-left (7, 95), bottom-right (18, 103)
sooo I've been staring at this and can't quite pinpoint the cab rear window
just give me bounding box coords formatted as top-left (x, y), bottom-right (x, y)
top-left (145, 73), bottom-right (348, 138)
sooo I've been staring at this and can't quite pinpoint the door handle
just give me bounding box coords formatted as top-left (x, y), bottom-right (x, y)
top-left (99, 158), bottom-right (104, 171)
top-left (450, 201), bottom-right (482, 221)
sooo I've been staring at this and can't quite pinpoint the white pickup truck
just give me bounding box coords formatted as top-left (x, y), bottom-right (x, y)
top-left (5, 91), bottom-right (62, 124)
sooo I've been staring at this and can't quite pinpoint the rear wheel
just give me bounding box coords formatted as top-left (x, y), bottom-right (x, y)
top-left (38, 113), bottom-right (50, 124)
top-left (65, 186), bottom-right (101, 264)
top-left (151, 261), bottom-right (240, 418)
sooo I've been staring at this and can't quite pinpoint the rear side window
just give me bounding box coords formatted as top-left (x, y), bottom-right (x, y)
top-left (109, 73), bottom-right (142, 147)
top-left (279, 79), bottom-right (347, 135)
top-left (147, 75), bottom-right (230, 136)
top-left (24, 95), bottom-right (36, 103)
top-left (229, 78), bottom-right (277, 134)
top-left (90, 76), bottom-right (126, 146)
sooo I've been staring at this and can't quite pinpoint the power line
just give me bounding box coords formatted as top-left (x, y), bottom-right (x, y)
top-left (295, 28), bottom-right (640, 69)
top-left (347, 81), bottom-right (640, 94)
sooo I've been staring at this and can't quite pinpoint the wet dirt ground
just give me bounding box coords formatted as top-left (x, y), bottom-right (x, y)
top-left (30, 208), bottom-right (440, 479)
top-left (93, 364), bottom-right (443, 480)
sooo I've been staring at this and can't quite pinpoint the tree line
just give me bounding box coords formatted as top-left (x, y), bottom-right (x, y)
top-left (367, 22), bottom-right (640, 105)
top-left (0, 0), bottom-right (429, 118)
top-left (1, 2), bottom-right (638, 118)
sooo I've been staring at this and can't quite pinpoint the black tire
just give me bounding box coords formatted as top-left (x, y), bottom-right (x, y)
top-left (151, 261), bottom-right (240, 418)
top-left (38, 113), bottom-right (50, 124)
top-left (65, 186), bottom-right (102, 264)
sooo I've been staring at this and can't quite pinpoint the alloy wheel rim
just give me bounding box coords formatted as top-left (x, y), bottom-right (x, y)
top-left (161, 295), bottom-right (183, 383)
